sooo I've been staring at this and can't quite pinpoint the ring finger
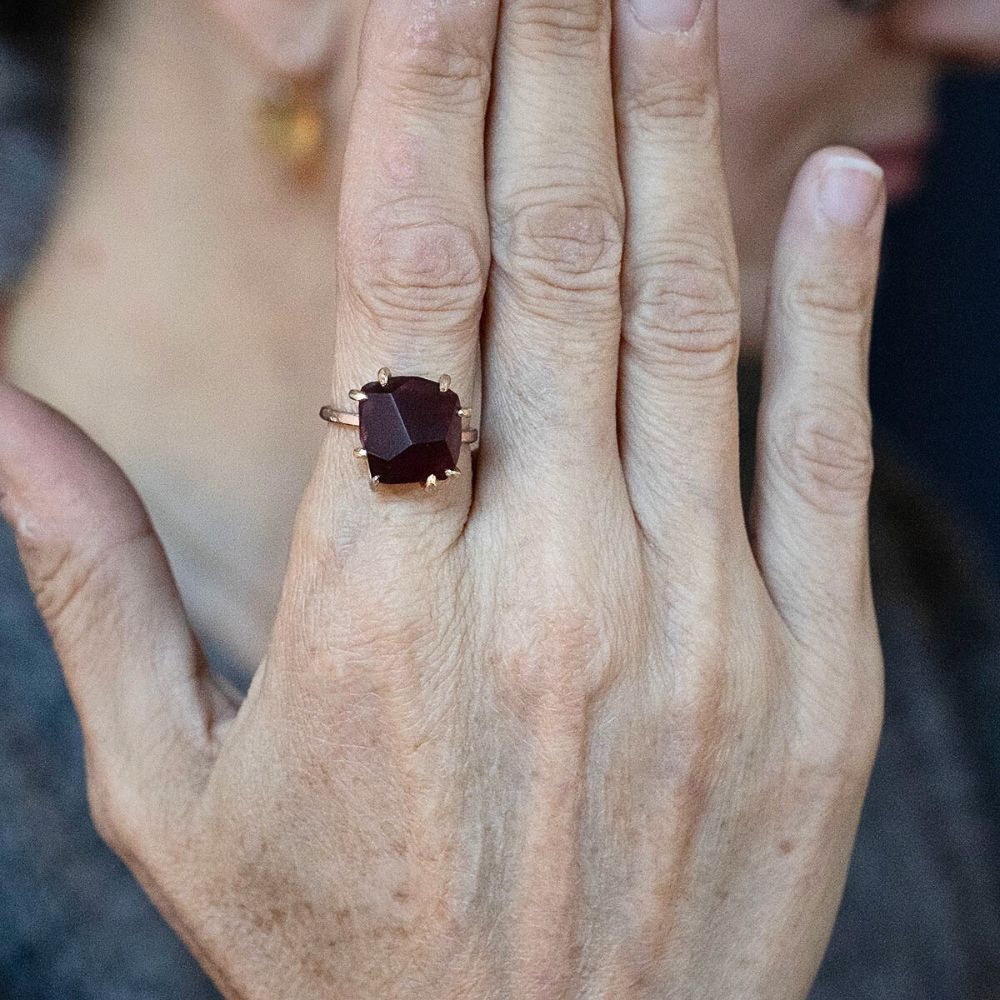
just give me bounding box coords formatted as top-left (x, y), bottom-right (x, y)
top-left (614, 0), bottom-right (743, 557)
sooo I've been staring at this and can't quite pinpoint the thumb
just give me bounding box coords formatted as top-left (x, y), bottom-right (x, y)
top-left (0, 379), bottom-right (233, 846)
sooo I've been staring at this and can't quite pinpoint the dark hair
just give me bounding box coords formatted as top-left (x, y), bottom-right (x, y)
top-left (0, 2), bottom-right (88, 292)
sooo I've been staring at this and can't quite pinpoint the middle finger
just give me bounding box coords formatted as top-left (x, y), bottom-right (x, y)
top-left (482, 0), bottom-right (626, 508)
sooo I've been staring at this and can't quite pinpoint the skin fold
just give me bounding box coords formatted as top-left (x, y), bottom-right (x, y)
top-left (1, 0), bottom-right (999, 997)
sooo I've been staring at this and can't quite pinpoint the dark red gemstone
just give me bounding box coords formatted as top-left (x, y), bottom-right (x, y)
top-left (358, 376), bottom-right (462, 484)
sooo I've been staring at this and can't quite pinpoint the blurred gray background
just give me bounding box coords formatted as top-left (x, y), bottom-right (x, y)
top-left (871, 72), bottom-right (1000, 576)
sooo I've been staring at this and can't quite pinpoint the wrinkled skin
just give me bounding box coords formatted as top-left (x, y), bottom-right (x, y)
top-left (0, 0), bottom-right (887, 997)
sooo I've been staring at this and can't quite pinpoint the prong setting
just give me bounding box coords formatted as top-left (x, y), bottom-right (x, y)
top-left (332, 371), bottom-right (473, 488)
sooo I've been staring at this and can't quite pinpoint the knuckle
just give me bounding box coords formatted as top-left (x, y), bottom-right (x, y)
top-left (624, 75), bottom-right (719, 143)
top-left (87, 770), bottom-right (167, 874)
top-left (507, 602), bottom-right (615, 706)
top-left (494, 194), bottom-right (624, 302)
top-left (623, 243), bottom-right (740, 382)
top-left (344, 216), bottom-right (487, 331)
top-left (782, 272), bottom-right (873, 340)
top-left (497, 563), bottom-right (622, 709)
top-left (648, 622), bottom-right (734, 773)
top-left (378, 31), bottom-right (490, 109)
top-left (508, 1), bottom-right (606, 58)
top-left (841, 686), bottom-right (884, 776)
top-left (774, 400), bottom-right (874, 515)
top-left (793, 673), bottom-right (884, 784)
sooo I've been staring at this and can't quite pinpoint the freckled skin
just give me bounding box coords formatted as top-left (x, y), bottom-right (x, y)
top-left (4, 0), bottom-right (999, 997)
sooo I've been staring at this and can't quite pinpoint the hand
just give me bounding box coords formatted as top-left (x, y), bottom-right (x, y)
top-left (0, 0), bottom-right (886, 996)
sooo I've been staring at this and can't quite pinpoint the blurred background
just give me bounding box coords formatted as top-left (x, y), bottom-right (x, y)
top-left (0, 11), bottom-right (998, 1000)
top-left (3, 42), bottom-right (998, 573)
top-left (871, 71), bottom-right (1000, 577)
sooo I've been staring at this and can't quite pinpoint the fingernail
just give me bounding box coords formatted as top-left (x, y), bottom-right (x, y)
top-left (818, 155), bottom-right (884, 229)
top-left (628, 0), bottom-right (703, 33)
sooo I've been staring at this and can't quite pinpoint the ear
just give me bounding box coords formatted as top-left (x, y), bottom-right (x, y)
top-left (209, 0), bottom-right (350, 78)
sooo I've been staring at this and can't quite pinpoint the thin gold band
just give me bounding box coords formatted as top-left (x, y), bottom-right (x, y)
top-left (320, 406), bottom-right (479, 445)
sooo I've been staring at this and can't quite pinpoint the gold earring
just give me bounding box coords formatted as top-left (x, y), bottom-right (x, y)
top-left (253, 79), bottom-right (326, 177)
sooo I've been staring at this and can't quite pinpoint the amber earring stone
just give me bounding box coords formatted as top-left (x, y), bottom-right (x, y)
top-left (254, 85), bottom-right (325, 174)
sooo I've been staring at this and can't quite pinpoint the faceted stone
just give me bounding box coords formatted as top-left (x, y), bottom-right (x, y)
top-left (358, 376), bottom-right (462, 484)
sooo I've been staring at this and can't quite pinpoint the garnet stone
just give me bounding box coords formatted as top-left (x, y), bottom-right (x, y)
top-left (358, 376), bottom-right (462, 485)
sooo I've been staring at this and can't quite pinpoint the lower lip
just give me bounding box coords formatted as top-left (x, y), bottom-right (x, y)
top-left (862, 134), bottom-right (934, 203)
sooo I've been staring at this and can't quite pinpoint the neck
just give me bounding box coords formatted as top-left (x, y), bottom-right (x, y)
top-left (5, 0), bottom-right (362, 664)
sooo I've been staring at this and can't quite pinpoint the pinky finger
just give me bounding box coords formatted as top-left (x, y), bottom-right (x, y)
top-left (752, 147), bottom-right (886, 647)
